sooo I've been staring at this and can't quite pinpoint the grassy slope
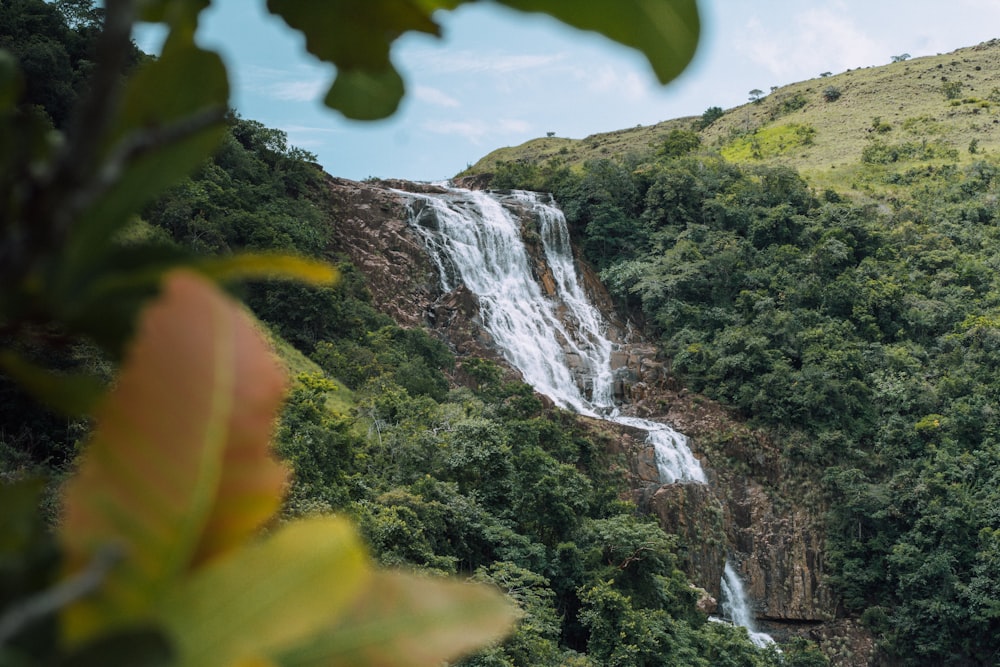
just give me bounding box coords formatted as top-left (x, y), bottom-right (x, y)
top-left (460, 117), bottom-right (696, 175)
top-left (463, 39), bottom-right (1000, 195)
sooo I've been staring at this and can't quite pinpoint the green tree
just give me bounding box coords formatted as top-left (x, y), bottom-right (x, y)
top-left (695, 105), bottom-right (724, 130)
top-left (0, 1), bottom-right (703, 665)
top-left (658, 128), bottom-right (702, 158)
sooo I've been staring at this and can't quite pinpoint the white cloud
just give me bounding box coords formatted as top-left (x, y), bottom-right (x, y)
top-left (497, 118), bottom-right (531, 133)
top-left (584, 65), bottom-right (650, 101)
top-left (407, 49), bottom-right (567, 76)
top-left (422, 120), bottom-right (489, 142)
top-left (268, 79), bottom-right (326, 102)
top-left (735, 7), bottom-right (882, 81)
top-left (414, 85), bottom-right (461, 108)
top-left (244, 65), bottom-right (328, 102)
top-left (421, 118), bottom-right (532, 144)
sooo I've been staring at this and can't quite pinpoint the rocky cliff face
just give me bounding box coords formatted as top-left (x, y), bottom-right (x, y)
top-left (322, 175), bottom-right (875, 666)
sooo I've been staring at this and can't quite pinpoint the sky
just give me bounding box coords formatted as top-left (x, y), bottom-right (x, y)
top-left (140, 1), bottom-right (1000, 182)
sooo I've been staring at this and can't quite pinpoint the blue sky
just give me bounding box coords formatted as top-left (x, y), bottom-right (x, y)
top-left (141, 1), bottom-right (1000, 182)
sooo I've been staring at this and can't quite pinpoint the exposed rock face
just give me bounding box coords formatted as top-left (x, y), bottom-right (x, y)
top-left (648, 482), bottom-right (727, 598)
top-left (324, 176), bottom-right (438, 328)
top-left (323, 175), bottom-right (872, 665)
top-left (324, 176), bottom-right (512, 376)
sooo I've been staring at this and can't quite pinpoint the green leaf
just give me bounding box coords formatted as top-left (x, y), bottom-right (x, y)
top-left (266, 0), bottom-right (440, 119)
top-left (274, 571), bottom-right (520, 667)
top-left (324, 66), bottom-right (406, 121)
top-left (160, 517), bottom-right (371, 667)
top-left (56, 42), bottom-right (229, 298)
top-left (266, 0), bottom-right (440, 70)
top-left (58, 270), bottom-right (289, 644)
top-left (0, 352), bottom-right (105, 417)
top-left (266, 0), bottom-right (699, 120)
top-left (136, 0), bottom-right (211, 38)
top-left (497, 0), bottom-right (700, 85)
top-left (0, 50), bottom-right (22, 110)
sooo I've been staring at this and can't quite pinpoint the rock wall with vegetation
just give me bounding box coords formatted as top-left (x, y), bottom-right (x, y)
top-left (486, 125), bottom-right (1000, 663)
top-left (13, 3), bottom-right (1000, 664)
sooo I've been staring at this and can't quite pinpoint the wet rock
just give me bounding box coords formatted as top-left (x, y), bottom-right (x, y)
top-left (648, 482), bottom-right (728, 598)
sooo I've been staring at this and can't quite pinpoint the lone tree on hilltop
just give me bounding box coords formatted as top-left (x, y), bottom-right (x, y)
top-left (695, 105), bottom-right (724, 129)
top-left (749, 88), bottom-right (764, 103)
top-left (891, 53), bottom-right (911, 63)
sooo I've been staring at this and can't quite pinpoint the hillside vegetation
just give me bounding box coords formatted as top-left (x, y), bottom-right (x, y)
top-left (474, 40), bottom-right (1000, 666)
top-left (466, 40), bottom-right (1000, 196)
top-left (8, 2), bottom-right (1000, 665)
top-left (0, 3), bottom-right (825, 666)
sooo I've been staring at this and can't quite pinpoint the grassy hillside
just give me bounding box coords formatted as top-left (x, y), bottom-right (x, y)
top-left (462, 117), bottom-right (697, 175)
top-left (464, 39), bottom-right (1000, 195)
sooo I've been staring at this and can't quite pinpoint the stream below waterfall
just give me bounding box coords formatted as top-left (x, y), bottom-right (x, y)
top-left (399, 185), bottom-right (773, 647)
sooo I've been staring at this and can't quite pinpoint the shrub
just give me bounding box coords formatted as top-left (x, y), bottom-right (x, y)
top-left (695, 105), bottom-right (724, 130)
top-left (774, 92), bottom-right (808, 116)
top-left (822, 85), bottom-right (842, 102)
top-left (942, 80), bottom-right (963, 100)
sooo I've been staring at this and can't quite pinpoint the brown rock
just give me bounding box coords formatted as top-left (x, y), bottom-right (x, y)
top-left (649, 482), bottom-right (727, 598)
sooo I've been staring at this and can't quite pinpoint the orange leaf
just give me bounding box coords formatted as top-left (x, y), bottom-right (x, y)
top-left (59, 269), bottom-right (288, 642)
top-left (274, 570), bottom-right (520, 666)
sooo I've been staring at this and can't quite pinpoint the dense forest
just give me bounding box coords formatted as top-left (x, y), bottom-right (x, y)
top-left (490, 133), bottom-right (1000, 663)
top-left (5, 1), bottom-right (1000, 666)
top-left (0, 2), bottom-right (821, 665)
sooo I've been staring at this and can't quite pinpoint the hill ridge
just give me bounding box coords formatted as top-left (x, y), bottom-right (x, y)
top-left (464, 38), bottom-right (1000, 194)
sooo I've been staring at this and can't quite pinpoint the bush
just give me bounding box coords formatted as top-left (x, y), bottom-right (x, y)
top-left (822, 86), bottom-right (842, 102)
top-left (942, 80), bottom-right (963, 100)
top-left (773, 92), bottom-right (808, 117)
top-left (695, 105), bottom-right (724, 130)
top-left (658, 129), bottom-right (702, 158)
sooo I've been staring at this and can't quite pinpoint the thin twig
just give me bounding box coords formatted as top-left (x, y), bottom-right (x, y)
top-left (0, 545), bottom-right (123, 647)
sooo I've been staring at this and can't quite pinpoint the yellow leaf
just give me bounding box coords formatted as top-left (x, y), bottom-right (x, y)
top-left (196, 253), bottom-right (338, 285)
top-left (274, 570), bottom-right (520, 666)
top-left (160, 517), bottom-right (371, 667)
top-left (59, 269), bottom-right (289, 642)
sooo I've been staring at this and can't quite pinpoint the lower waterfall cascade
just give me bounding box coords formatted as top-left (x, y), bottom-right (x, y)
top-left (399, 184), bottom-right (773, 646)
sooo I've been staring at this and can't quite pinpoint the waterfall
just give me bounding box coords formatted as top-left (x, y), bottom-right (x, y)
top-left (720, 562), bottom-right (776, 648)
top-left (400, 184), bottom-right (769, 643)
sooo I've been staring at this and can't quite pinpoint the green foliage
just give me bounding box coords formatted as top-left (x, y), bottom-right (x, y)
top-left (771, 92), bottom-right (808, 118)
top-left (861, 138), bottom-right (958, 164)
top-left (821, 86), bottom-right (841, 102)
top-left (658, 128), bottom-right (702, 158)
top-left (266, 0), bottom-right (700, 120)
top-left (695, 105), bottom-right (724, 130)
top-left (941, 80), bottom-right (963, 100)
top-left (721, 124), bottom-right (816, 161)
top-left (870, 116), bottom-right (892, 133)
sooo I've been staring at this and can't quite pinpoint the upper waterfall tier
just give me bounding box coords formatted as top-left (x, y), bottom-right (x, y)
top-left (398, 186), bottom-right (706, 484)
top-left (402, 188), bottom-right (612, 416)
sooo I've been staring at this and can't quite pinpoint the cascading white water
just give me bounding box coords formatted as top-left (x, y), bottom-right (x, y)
top-left (400, 184), bottom-right (769, 643)
top-left (720, 562), bottom-right (776, 648)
